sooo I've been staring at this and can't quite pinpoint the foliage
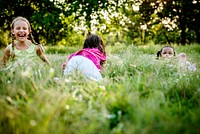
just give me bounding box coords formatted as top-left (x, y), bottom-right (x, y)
top-left (0, 30), bottom-right (10, 47)
top-left (45, 46), bottom-right (81, 54)
top-left (0, 44), bottom-right (200, 134)
top-left (0, 0), bottom-right (200, 47)
top-left (0, 0), bottom-right (77, 46)
top-left (156, 0), bottom-right (200, 44)
top-left (120, 0), bottom-right (200, 45)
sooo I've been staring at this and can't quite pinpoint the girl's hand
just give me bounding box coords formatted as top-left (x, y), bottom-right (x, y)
top-left (36, 45), bottom-right (50, 65)
top-left (61, 62), bottom-right (67, 70)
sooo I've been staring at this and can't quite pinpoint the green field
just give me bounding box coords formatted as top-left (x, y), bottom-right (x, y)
top-left (0, 44), bottom-right (200, 134)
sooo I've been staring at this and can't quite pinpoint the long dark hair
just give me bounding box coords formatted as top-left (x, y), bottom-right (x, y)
top-left (83, 33), bottom-right (105, 54)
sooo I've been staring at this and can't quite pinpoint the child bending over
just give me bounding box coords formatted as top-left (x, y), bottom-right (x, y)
top-left (62, 33), bottom-right (106, 81)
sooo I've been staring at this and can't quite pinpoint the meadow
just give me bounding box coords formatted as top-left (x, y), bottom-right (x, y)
top-left (0, 44), bottom-right (200, 134)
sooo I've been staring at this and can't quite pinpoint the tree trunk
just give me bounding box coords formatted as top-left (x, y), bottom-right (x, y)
top-left (195, 30), bottom-right (200, 44)
top-left (179, 17), bottom-right (186, 45)
top-left (179, 3), bottom-right (186, 46)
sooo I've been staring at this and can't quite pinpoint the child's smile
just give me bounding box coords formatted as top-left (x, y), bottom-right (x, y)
top-left (12, 20), bottom-right (30, 42)
top-left (17, 32), bottom-right (26, 38)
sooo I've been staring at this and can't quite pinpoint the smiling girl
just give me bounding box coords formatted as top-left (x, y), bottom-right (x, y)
top-left (1, 16), bottom-right (50, 67)
top-left (156, 46), bottom-right (197, 71)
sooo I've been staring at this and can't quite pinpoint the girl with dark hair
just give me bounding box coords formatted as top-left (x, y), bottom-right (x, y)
top-left (1, 16), bottom-right (50, 66)
top-left (62, 34), bottom-right (106, 81)
top-left (156, 46), bottom-right (176, 59)
top-left (156, 46), bottom-right (196, 71)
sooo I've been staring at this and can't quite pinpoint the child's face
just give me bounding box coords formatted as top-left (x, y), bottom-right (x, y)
top-left (161, 47), bottom-right (174, 58)
top-left (12, 20), bottom-right (30, 42)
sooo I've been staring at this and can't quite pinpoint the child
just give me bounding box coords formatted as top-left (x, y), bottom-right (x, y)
top-left (62, 33), bottom-right (106, 81)
top-left (1, 16), bottom-right (50, 67)
top-left (156, 46), bottom-right (175, 58)
top-left (156, 46), bottom-right (197, 71)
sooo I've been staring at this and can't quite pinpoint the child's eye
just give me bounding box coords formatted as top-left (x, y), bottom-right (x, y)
top-left (163, 52), bottom-right (166, 54)
top-left (16, 27), bottom-right (20, 30)
top-left (23, 27), bottom-right (27, 30)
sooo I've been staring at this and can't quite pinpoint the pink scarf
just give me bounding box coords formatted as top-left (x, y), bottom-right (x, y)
top-left (67, 48), bottom-right (106, 70)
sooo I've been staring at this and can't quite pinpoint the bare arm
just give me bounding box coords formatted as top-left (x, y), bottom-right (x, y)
top-left (36, 45), bottom-right (50, 65)
top-left (61, 61), bottom-right (68, 70)
top-left (1, 46), bottom-right (11, 66)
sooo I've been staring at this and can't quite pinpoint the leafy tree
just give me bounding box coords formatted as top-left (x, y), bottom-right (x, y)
top-left (157, 0), bottom-right (200, 45)
top-left (187, 0), bottom-right (200, 43)
top-left (0, 0), bottom-right (70, 46)
top-left (1, 0), bottom-right (200, 46)
top-left (0, 0), bottom-right (122, 46)
top-left (0, 0), bottom-right (34, 29)
top-left (30, 0), bottom-right (73, 45)
top-left (66, 0), bottom-right (121, 30)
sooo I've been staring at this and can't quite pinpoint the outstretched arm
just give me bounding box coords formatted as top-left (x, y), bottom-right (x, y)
top-left (36, 45), bottom-right (50, 65)
top-left (61, 61), bottom-right (68, 70)
top-left (1, 46), bottom-right (11, 67)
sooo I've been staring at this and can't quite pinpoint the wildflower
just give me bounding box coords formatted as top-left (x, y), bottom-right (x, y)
top-left (49, 68), bottom-right (55, 77)
top-left (99, 85), bottom-right (106, 90)
top-left (65, 78), bottom-right (71, 83)
top-left (21, 67), bottom-right (32, 77)
top-left (30, 119), bottom-right (37, 126)
top-left (53, 77), bottom-right (60, 81)
top-left (65, 105), bottom-right (70, 110)
top-left (7, 80), bottom-right (11, 84)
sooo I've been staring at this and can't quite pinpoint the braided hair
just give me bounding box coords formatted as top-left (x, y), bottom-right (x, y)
top-left (11, 33), bottom-right (15, 59)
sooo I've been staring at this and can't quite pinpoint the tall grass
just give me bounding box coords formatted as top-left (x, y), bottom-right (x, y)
top-left (0, 44), bottom-right (200, 134)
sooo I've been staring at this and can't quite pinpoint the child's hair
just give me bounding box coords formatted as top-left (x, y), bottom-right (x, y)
top-left (83, 33), bottom-right (105, 54)
top-left (11, 16), bottom-right (39, 58)
top-left (156, 45), bottom-right (175, 58)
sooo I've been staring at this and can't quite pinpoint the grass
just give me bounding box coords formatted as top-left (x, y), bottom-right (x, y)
top-left (0, 44), bottom-right (200, 134)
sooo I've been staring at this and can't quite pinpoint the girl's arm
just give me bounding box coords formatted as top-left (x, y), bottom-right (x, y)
top-left (1, 46), bottom-right (11, 66)
top-left (62, 55), bottom-right (73, 70)
top-left (61, 60), bottom-right (68, 70)
top-left (61, 53), bottom-right (74, 70)
top-left (36, 45), bottom-right (50, 65)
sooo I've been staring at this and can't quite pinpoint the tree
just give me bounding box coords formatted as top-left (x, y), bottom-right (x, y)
top-left (0, 0), bottom-right (71, 46)
top-left (0, 0), bottom-right (122, 46)
top-left (187, 0), bottom-right (200, 43)
top-left (158, 0), bottom-right (200, 45)
top-left (66, 0), bottom-right (121, 31)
